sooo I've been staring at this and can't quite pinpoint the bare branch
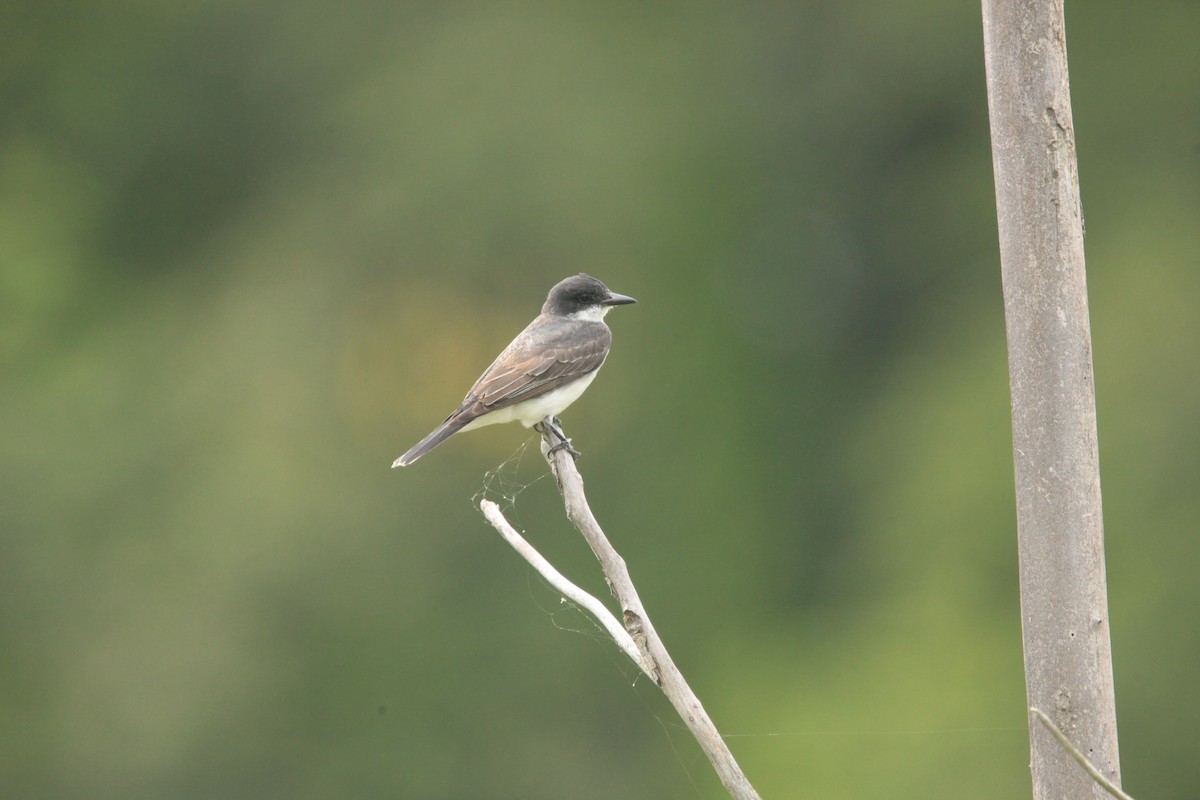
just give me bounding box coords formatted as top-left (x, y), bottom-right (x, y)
top-left (536, 430), bottom-right (762, 800)
top-left (479, 499), bottom-right (653, 676)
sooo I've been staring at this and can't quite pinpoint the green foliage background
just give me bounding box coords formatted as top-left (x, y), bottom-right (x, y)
top-left (3, 3), bottom-right (1197, 798)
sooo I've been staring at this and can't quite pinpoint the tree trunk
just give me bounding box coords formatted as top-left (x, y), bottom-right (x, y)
top-left (981, 1), bottom-right (1122, 798)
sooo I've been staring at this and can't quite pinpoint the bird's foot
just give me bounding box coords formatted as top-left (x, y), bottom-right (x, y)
top-left (537, 416), bottom-right (581, 460)
top-left (546, 438), bottom-right (581, 459)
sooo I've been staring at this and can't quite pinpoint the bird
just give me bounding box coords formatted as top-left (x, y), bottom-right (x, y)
top-left (392, 274), bottom-right (637, 467)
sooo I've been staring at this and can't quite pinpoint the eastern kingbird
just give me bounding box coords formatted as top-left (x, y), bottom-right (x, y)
top-left (392, 274), bottom-right (636, 467)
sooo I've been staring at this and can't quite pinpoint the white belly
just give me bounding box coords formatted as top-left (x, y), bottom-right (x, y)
top-left (461, 370), bottom-right (600, 431)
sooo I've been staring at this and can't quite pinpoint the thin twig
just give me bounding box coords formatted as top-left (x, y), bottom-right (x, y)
top-left (479, 499), bottom-right (652, 675)
top-left (1030, 708), bottom-right (1134, 800)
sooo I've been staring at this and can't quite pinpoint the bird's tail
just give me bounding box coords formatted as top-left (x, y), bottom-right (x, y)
top-left (391, 416), bottom-right (469, 467)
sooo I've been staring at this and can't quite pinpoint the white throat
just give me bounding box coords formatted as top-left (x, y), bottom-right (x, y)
top-left (568, 305), bottom-right (611, 322)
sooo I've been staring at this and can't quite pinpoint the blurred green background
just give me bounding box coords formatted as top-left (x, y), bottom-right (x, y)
top-left (3, 3), bottom-right (1197, 798)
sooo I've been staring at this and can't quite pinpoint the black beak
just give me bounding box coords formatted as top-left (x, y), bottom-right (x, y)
top-left (602, 291), bottom-right (637, 306)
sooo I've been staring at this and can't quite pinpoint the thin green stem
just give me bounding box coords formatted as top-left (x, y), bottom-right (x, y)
top-left (1030, 708), bottom-right (1133, 800)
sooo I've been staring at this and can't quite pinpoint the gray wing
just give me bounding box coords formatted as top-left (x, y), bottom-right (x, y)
top-left (461, 317), bottom-right (611, 416)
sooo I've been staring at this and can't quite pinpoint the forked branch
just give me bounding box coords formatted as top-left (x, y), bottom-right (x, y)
top-left (478, 426), bottom-right (761, 800)
top-left (478, 500), bottom-right (651, 675)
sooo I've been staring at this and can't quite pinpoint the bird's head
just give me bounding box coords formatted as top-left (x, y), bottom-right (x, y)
top-left (543, 274), bottom-right (637, 320)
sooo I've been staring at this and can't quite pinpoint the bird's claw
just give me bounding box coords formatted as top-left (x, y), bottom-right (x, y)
top-left (546, 438), bottom-right (582, 459)
top-left (537, 416), bottom-right (582, 460)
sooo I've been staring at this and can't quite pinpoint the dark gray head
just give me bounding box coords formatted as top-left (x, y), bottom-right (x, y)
top-left (542, 273), bottom-right (637, 318)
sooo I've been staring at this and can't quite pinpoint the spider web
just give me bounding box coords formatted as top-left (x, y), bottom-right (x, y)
top-left (470, 437), bottom-right (549, 516)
